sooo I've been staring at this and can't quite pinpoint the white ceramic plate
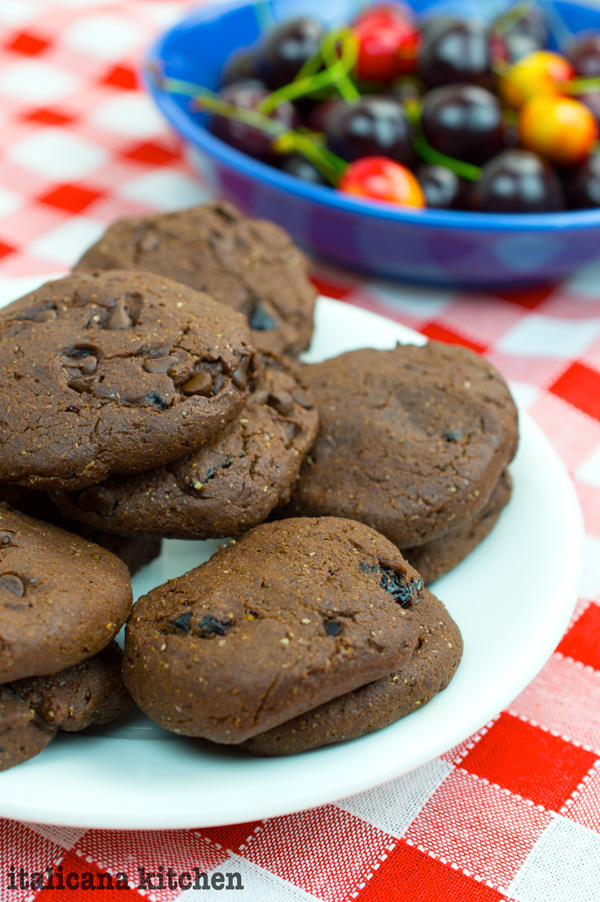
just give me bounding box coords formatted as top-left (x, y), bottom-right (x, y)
top-left (0, 290), bottom-right (583, 829)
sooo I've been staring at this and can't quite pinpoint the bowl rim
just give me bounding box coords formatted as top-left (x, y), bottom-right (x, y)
top-left (145, 0), bottom-right (600, 233)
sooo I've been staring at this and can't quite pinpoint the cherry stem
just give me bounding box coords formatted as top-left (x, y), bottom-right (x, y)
top-left (407, 102), bottom-right (482, 182)
top-left (559, 77), bottom-right (600, 95)
top-left (258, 28), bottom-right (359, 113)
top-left (274, 132), bottom-right (347, 184)
top-left (492, 0), bottom-right (538, 37)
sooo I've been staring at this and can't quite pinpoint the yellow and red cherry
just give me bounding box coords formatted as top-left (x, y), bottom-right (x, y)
top-left (352, 12), bottom-right (420, 83)
top-left (338, 157), bottom-right (425, 207)
top-left (518, 94), bottom-right (599, 165)
top-left (499, 50), bottom-right (576, 109)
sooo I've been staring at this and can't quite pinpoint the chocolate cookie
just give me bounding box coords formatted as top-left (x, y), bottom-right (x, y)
top-left (281, 343), bottom-right (518, 547)
top-left (0, 484), bottom-right (161, 576)
top-left (402, 470), bottom-right (512, 584)
top-left (53, 355), bottom-right (319, 539)
top-left (0, 642), bottom-right (132, 771)
top-left (74, 201), bottom-right (316, 358)
top-left (243, 586), bottom-right (462, 755)
top-left (124, 517), bottom-right (423, 744)
top-left (0, 507), bottom-right (133, 683)
top-left (0, 269), bottom-right (255, 490)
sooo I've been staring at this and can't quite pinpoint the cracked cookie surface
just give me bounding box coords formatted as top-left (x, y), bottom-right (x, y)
top-left (281, 343), bottom-right (519, 548)
top-left (0, 506), bottom-right (133, 683)
top-left (123, 517), bottom-right (423, 744)
top-left (74, 201), bottom-right (316, 358)
top-left (243, 586), bottom-right (463, 755)
top-left (0, 269), bottom-right (255, 490)
top-left (0, 641), bottom-right (132, 771)
top-left (53, 354), bottom-right (319, 539)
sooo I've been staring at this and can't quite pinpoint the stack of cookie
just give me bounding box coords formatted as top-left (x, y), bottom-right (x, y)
top-left (0, 200), bottom-right (518, 766)
top-left (0, 507), bottom-right (133, 771)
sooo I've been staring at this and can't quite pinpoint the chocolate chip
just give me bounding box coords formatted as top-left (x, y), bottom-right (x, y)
top-left (379, 566), bottom-right (422, 609)
top-left (291, 389), bottom-right (313, 410)
top-left (69, 377), bottom-right (92, 393)
top-left (0, 531), bottom-right (14, 546)
top-left (443, 429), bottom-right (464, 442)
top-left (170, 611), bottom-right (192, 633)
top-left (232, 355), bottom-right (251, 390)
top-left (78, 355), bottom-right (97, 375)
top-left (360, 561), bottom-right (378, 573)
top-left (0, 574), bottom-right (24, 597)
top-left (182, 372), bottom-right (213, 396)
top-left (32, 308), bottom-right (57, 323)
top-left (324, 620), bottom-right (342, 636)
top-left (198, 615), bottom-right (231, 637)
top-left (143, 355), bottom-right (179, 375)
top-left (107, 300), bottom-right (133, 330)
top-left (248, 303), bottom-right (276, 331)
top-left (267, 390), bottom-right (294, 416)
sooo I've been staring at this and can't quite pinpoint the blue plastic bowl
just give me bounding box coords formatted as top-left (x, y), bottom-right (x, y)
top-left (146, 0), bottom-right (600, 287)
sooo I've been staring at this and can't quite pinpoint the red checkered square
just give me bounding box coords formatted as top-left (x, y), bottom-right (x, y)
top-left (355, 840), bottom-right (505, 902)
top-left (550, 362), bottom-right (600, 422)
top-left (310, 274), bottom-right (354, 300)
top-left (438, 294), bottom-right (526, 345)
top-left (36, 849), bottom-right (143, 900)
top-left (8, 33), bottom-right (49, 56)
top-left (0, 820), bottom-right (64, 902)
top-left (102, 65), bottom-right (137, 90)
top-left (0, 241), bottom-right (15, 261)
top-left (558, 602), bottom-right (600, 670)
top-left (510, 653), bottom-right (600, 752)
top-left (74, 830), bottom-right (228, 902)
top-left (459, 712), bottom-right (598, 810)
top-left (241, 804), bottom-right (395, 902)
top-left (420, 322), bottom-right (486, 353)
top-left (527, 392), bottom-right (600, 473)
top-left (198, 820), bottom-right (263, 853)
top-left (404, 769), bottom-right (552, 888)
top-left (564, 763), bottom-right (600, 832)
top-left (40, 183), bottom-right (102, 213)
top-left (23, 108), bottom-right (74, 126)
top-left (124, 141), bottom-right (179, 166)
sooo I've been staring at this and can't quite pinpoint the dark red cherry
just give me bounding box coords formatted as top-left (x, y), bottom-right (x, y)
top-left (492, 8), bottom-right (548, 63)
top-left (418, 20), bottom-right (494, 89)
top-left (417, 164), bottom-right (467, 209)
top-left (564, 153), bottom-right (600, 209)
top-left (421, 85), bottom-right (506, 165)
top-left (279, 153), bottom-right (330, 186)
top-left (324, 96), bottom-right (414, 167)
top-left (470, 150), bottom-right (565, 213)
top-left (567, 35), bottom-right (600, 78)
top-left (210, 81), bottom-right (298, 162)
top-left (257, 17), bottom-right (325, 89)
top-left (580, 91), bottom-right (600, 127)
top-left (221, 50), bottom-right (260, 87)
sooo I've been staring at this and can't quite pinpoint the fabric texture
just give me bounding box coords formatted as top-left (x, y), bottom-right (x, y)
top-left (1, 1), bottom-right (600, 899)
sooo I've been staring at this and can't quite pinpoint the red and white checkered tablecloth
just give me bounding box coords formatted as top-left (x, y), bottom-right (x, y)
top-left (2, 2), bottom-right (600, 900)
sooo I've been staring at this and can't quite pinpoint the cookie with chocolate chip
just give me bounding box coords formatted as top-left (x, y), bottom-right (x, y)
top-left (0, 642), bottom-right (132, 771)
top-left (74, 201), bottom-right (316, 357)
top-left (281, 343), bottom-right (518, 548)
top-left (402, 469), bottom-right (512, 584)
top-left (0, 506), bottom-right (132, 683)
top-left (0, 484), bottom-right (161, 576)
top-left (53, 354), bottom-right (319, 539)
top-left (123, 517), bottom-right (423, 744)
top-left (0, 269), bottom-right (255, 490)
top-left (243, 586), bottom-right (462, 755)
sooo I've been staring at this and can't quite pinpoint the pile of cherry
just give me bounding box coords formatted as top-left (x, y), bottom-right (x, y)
top-left (172, 1), bottom-right (600, 213)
